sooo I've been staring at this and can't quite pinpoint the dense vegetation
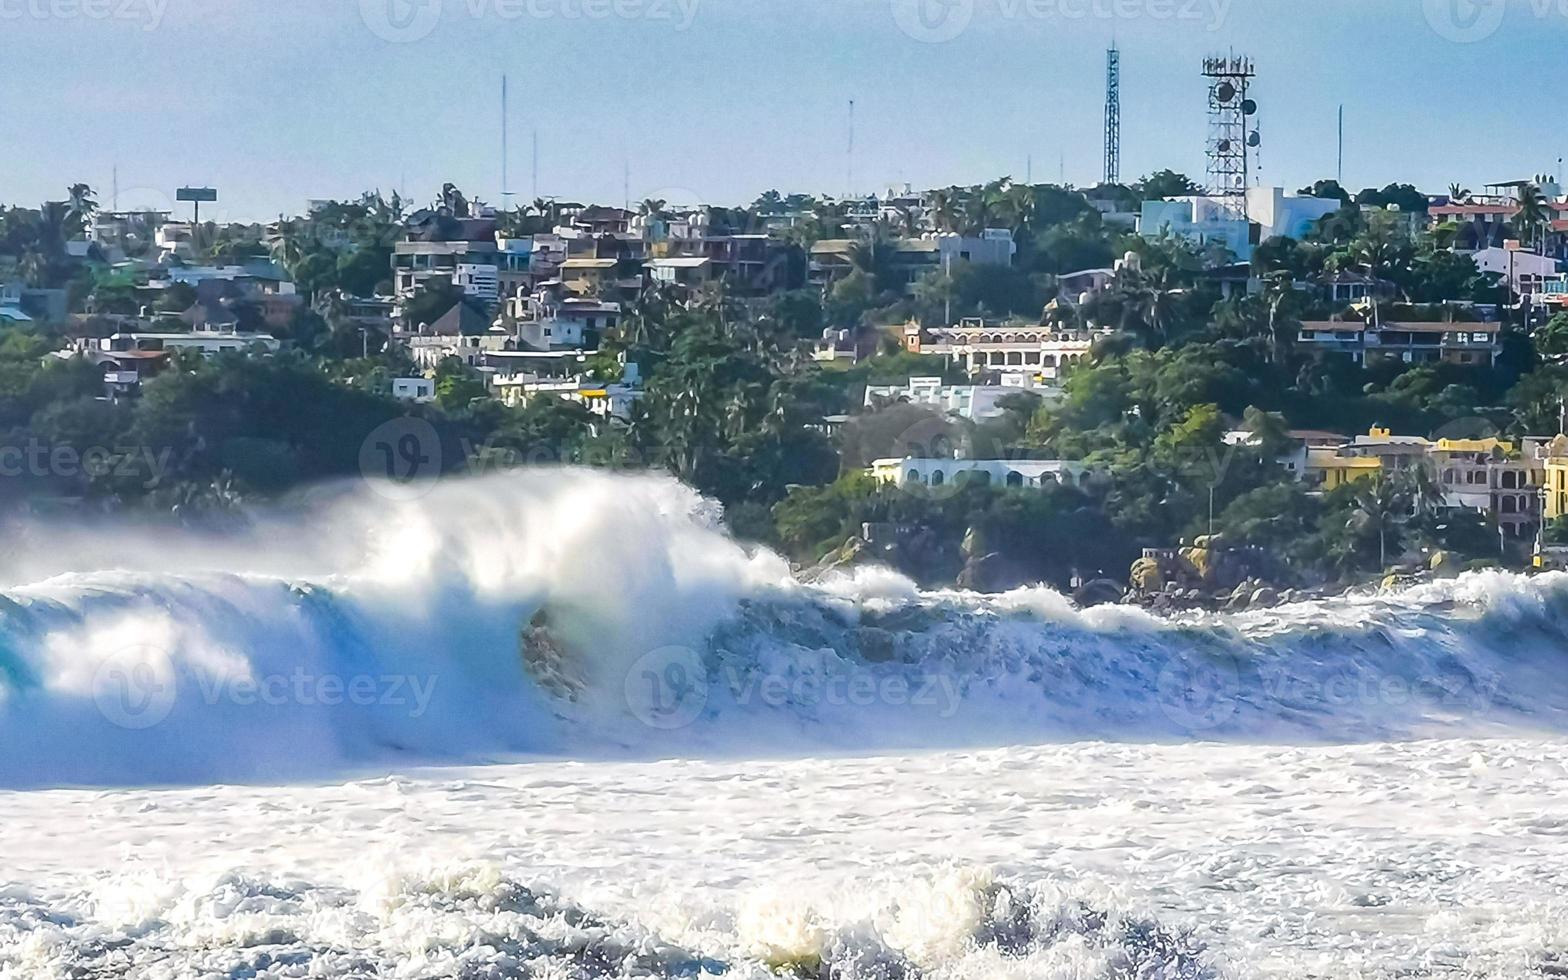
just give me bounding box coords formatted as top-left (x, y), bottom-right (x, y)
top-left (0, 174), bottom-right (1561, 590)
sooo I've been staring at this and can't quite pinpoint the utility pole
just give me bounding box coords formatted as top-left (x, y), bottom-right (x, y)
top-left (500, 74), bottom-right (511, 208)
top-left (1337, 105), bottom-right (1344, 184)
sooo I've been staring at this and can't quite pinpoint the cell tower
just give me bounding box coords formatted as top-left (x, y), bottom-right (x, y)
top-left (1202, 54), bottom-right (1259, 217)
top-left (1104, 45), bottom-right (1121, 186)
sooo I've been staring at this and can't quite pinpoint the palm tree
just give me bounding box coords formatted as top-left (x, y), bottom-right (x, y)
top-left (926, 187), bottom-right (963, 234)
top-left (1000, 183), bottom-right (1037, 235)
top-left (638, 198), bottom-right (668, 220)
top-left (1112, 266), bottom-right (1180, 347)
top-left (265, 219), bottom-right (309, 275)
top-left (437, 183), bottom-right (470, 218)
top-left (1448, 183), bottom-right (1471, 205)
top-left (35, 201), bottom-right (71, 251)
top-left (847, 231), bottom-right (899, 295)
top-left (1350, 472), bottom-right (1410, 572)
top-left (1350, 212), bottom-right (1411, 327)
top-left (627, 283), bottom-right (677, 351)
top-left (962, 179), bottom-right (1009, 235)
top-left (1261, 271), bottom-right (1299, 364)
top-left (1513, 182), bottom-right (1548, 253)
top-left (65, 183), bottom-right (97, 238)
top-left (17, 244), bottom-right (51, 288)
top-left (1241, 406), bottom-right (1292, 459)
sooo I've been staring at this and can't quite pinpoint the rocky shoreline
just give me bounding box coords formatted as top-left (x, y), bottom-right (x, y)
top-left (799, 528), bottom-right (1510, 614)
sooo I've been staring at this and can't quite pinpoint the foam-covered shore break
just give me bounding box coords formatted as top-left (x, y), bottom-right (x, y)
top-left (0, 468), bottom-right (1566, 786)
top-left (0, 865), bottom-right (1220, 979)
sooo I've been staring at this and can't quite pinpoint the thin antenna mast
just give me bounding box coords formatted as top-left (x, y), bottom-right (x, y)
top-left (846, 99), bottom-right (856, 197)
top-left (1104, 43), bottom-right (1121, 185)
top-left (500, 75), bottom-right (512, 206)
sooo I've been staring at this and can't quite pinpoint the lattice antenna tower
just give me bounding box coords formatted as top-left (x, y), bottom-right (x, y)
top-left (1202, 54), bottom-right (1259, 218)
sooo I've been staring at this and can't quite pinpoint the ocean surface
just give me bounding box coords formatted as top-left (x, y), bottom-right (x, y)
top-left (0, 470), bottom-right (1565, 978)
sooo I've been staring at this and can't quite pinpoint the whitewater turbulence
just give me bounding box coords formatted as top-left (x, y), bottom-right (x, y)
top-left (0, 468), bottom-right (1567, 787)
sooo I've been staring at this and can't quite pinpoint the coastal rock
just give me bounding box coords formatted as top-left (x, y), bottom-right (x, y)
top-left (1430, 550), bottom-right (1461, 579)
top-left (1073, 579), bottom-right (1126, 608)
top-left (1129, 557), bottom-right (1165, 593)
top-left (1181, 547), bottom-right (1216, 584)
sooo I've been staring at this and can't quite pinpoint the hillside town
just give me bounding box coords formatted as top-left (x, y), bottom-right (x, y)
top-left (10, 142), bottom-right (1568, 601)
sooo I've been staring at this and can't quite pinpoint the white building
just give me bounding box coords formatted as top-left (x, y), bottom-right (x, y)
top-left (487, 359), bottom-right (642, 421)
top-left (505, 284), bottom-right (618, 350)
top-left (392, 377), bottom-right (436, 402)
top-left (491, 377), bottom-right (643, 421)
top-left (1472, 246), bottom-right (1559, 296)
top-left (863, 375), bottom-right (1061, 421)
top-left (453, 263), bottom-right (501, 304)
top-left (932, 229), bottom-right (1016, 267)
top-left (903, 319), bottom-right (1103, 378)
top-left (403, 333), bottom-right (514, 370)
top-left (1139, 187), bottom-right (1340, 262)
top-left (90, 328), bottom-right (281, 357)
top-left (870, 457), bottom-right (1097, 490)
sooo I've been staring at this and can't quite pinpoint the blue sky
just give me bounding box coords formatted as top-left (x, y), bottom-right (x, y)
top-left (3, 0), bottom-right (1564, 220)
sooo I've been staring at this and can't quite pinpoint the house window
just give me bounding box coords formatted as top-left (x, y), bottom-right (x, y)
top-left (907, 469), bottom-right (921, 484)
top-left (1006, 471), bottom-right (1024, 487)
top-left (931, 470), bottom-right (945, 487)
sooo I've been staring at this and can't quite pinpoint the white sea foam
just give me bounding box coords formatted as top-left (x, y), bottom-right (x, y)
top-left (0, 468), bottom-right (1567, 787)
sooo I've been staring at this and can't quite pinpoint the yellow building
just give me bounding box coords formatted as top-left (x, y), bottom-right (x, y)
top-left (1541, 435), bottom-right (1568, 520)
top-left (1304, 448), bottom-right (1383, 489)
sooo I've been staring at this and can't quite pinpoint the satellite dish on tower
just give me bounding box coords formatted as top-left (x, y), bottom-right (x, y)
top-left (1218, 139), bottom-right (1232, 152)
top-left (1241, 98), bottom-right (1258, 115)
top-left (1215, 81), bottom-right (1237, 103)
top-left (1247, 132), bottom-right (1262, 147)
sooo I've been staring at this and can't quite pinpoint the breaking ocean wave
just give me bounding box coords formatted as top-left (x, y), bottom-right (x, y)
top-left (0, 865), bottom-right (1221, 979)
top-left (0, 469), bottom-right (1566, 787)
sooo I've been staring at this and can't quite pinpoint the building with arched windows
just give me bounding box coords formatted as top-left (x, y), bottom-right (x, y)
top-left (902, 319), bottom-right (1106, 380)
top-left (869, 457), bottom-right (1098, 491)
